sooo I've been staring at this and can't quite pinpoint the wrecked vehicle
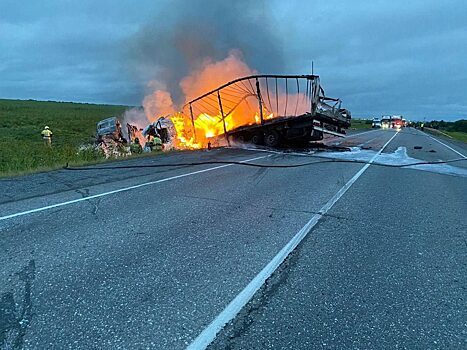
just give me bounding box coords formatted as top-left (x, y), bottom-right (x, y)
top-left (96, 116), bottom-right (126, 142)
top-left (94, 117), bottom-right (130, 158)
top-left (141, 116), bottom-right (176, 145)
top-left (172, 74), bottom-right (351, 148)
top-left (127, 116), bottom-right (177, 152)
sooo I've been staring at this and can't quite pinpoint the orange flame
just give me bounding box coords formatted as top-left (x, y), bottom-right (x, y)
top-left (141, 51), bottom-right (310, 149)
top-left (169, 108), bottom-right (276, 149)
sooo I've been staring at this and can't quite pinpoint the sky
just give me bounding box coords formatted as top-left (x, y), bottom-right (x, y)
top-left (0, 0), bottom-right (466, 121)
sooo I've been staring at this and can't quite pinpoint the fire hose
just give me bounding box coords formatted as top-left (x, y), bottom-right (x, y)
top-left (63, 157), bottom-right (466, 171)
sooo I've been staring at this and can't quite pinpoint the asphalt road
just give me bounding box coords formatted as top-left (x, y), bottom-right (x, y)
top-left (0, 128), bottom-right (466, 349)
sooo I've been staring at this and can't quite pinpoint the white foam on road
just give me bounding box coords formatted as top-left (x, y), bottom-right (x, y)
top-left (317, 146), bottom-right (467, 178)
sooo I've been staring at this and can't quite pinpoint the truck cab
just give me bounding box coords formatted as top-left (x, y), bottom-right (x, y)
top-left (96, 117), bottom-right (125, 142)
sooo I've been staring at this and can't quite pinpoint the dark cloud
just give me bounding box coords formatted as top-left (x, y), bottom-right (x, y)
top-left (275, 0), bottom-right (467, 119)
top-left (0, 0), bottom-right (466, 120)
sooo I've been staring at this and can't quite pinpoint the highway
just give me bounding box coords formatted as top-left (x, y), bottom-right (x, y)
top-left (1, 128), bottom-right (466, 349)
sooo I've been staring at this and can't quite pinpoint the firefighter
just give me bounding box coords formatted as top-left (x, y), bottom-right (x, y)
top-left (130, 137), bottom-right (142, 154)
top-left (151, 134), bottom-right (163, 151)
top-left (41, 126), bottom-right (53, 146)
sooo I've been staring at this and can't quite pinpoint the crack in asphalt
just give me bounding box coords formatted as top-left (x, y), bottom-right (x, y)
top-left (0, 260), bottom-right (35, 350)
top-left (207, 237), bottom-right (304, 350)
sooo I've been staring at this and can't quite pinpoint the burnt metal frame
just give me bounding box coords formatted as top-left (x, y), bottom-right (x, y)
top-left (184, 74), bottom-right (321, 143)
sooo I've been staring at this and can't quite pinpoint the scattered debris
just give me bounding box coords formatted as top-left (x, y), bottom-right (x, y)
top-left (98, 136), bottom-right (130, 158)
top-left (429, 149), bottom-right (437, 153)
top-left (414, 146), bottom-right (423, 149)
top-left (93, 116), bottom-right (178, 158)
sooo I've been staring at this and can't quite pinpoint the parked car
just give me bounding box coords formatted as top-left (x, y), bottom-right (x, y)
top-left (372, 118), bottom-right (381, 128)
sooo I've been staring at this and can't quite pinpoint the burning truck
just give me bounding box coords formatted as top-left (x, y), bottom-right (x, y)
top-left (169, 74), bottom-right (351, 148)
top-left (96, 74), bottom-right (350, 156)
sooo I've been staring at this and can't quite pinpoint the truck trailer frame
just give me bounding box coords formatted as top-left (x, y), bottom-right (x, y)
top-left (181, 74), bottom-right (351, 147)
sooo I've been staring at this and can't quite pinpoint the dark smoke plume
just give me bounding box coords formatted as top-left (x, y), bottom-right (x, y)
top-left (127, 0), bottom-right (285, 104)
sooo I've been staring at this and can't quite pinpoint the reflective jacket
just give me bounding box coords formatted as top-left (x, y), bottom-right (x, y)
top-left (41, 129), bottom-right (53, 138)
top-left (130, 143), bottom-right (142, 154)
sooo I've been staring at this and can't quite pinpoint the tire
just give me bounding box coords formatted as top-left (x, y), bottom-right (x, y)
top-left (250, 133), bottom-right (263, 145)
top-left (264, 130), bottom-right (281, 147)
top-left (236, 134), bottom-right (246, 143)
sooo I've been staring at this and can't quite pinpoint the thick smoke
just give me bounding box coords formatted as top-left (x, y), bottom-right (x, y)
top-left (127, 0), bottom-right (284, 106)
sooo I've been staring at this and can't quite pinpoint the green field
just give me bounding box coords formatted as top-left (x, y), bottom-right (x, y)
top-left (426, 128), bottom-right (467, 143)
top-left (424, 120), bottom-right (467, 143)
top-left (350, 119), bottom-right (372, 129)
top-left (444, 131), bottom-right (467, 143)
top-left (0, 99), bottom-right (128, 176)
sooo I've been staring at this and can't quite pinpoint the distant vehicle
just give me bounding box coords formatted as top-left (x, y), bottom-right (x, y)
top-left (381, 116), bottom-right (391, 129)
top-left (372, 117), bottom-right (381, 128)
top-left (391, 115), bottom-right (403, 129)
top-left (402, 118), bottom-right (407, 127)
top-left (96, 116), bottom-right (126, 142)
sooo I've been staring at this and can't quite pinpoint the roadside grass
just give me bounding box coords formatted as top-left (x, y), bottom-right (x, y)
top-left (350, 119), bottom-right (372, 129)
top-left (445, 131), bottom-right (467, 143)
top-left (0, 99), bottom-right (129, 176)
top-left (425, 127), bottom-right (467, 143)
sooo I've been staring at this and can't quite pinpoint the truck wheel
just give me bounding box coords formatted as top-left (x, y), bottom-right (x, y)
top-left (236, 134), bottom-right (246, 143)
top-left (264, 130), bottom-right (280, 147)
top-left (250, 133), bottom-right (263, 145)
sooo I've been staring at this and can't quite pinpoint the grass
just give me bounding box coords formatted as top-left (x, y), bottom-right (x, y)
top-left (350, 119), bottom-right (372, 129)
top-left (444, 131), bottom-right (467, 143)
top-left (426, 129), bottom-right (467, 143)
top-left (0, 99), bottom-right (129, 176)
top-left (425, 127), bottom-right (467, 143)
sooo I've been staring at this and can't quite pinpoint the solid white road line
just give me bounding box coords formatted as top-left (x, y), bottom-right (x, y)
top-left (187, 130), bottom-right (399, 350)
top-left (0, 155), bottom-right (270, 222)
top-left (424, 132), bottom-right (466, 158)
